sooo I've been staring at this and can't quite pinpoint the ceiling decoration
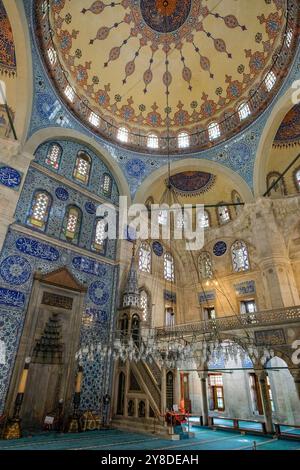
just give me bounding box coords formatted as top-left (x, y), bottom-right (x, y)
top-left (273, 104), bottom-right (300, 148)
top-left (35, 0), bottom-right (299, 154)
top-left (0, 0), bottom-right (16, 77)
top-left (168, 171), bottom-right (216, 196)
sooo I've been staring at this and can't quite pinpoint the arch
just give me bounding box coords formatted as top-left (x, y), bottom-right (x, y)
top-left (23, 128), bottom-right (131, 201)
top-left (73, 150), bottom-right (91, 184)
top-left (27, 190), bottom-right (52, 231)
top-left (61, 205), bottom-right (82, 244)
top-left (254, 86), bottom-right (296, 197)
top-left (198, 251), bottom-right (213, 280)
top-left (133, 158), bottom-right (254, 205)
top-left (138, 241), bottom-right (151, 273)
top-left (116, 371), bottom-right (126, 415)
top-left (231, 240), bottom-right (250, 272)
top-left (2, 0), bottom-right (33, 142)
top-left (139, 287), bottom-right (151, 324)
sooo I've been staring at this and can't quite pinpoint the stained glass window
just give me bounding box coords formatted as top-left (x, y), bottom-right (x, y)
top-left (164, 252), bottom-right (175, 282)
top-left (62, 206), bottom-right (81, 243)
top-left (45, 143), bottom-right (62, 170)
top-left (140, 290), bottom-right (149, 322)
top-left (138, 242), bottom-right (151, 273)
top-left (147, 134), bottom-right (159, 149)
top-left (73, 151), bottom-right (91, 184)
top-left (101, 173), bottom-right (112, 197)
top-left (267, 172), bottom-right (285, 196)
top-left (217, 204), bottom-right (230, 224)
top-left (28, 191), bottom-right (51, 231)
top-left (93, 219), bottom-right (106, 252)
top-left (198, 252), bottom-right (213, 280)
top-left (64, 84), bottom-right (75, 102)
top-left (264, 71), bottom-right (276, 92)
top-left (178, 132), bottom-right (190, 148)
top-left (158, 209), bottom-right (168, 225)
top-left (117, 127), bottom-right (129, 143)
top-left (238, 102), bottom-right (251, 121)
top-left (47, 47), bottom-right (57, 66)
top-left (208, 122), bottom-right (221, 141)
top-left (231, 240), bottom-right (250, 272)
top-left (89, 112), bottom-right (100, 127)
top-left (197, 209), bottom-right (210, 228)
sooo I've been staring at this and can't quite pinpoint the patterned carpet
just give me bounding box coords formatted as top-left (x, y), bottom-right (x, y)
top-left (0, 428), bottom-right (300, 451)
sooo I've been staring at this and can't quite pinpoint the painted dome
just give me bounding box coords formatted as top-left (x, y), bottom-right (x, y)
top-left (35, 0), bottom-right (299, 154)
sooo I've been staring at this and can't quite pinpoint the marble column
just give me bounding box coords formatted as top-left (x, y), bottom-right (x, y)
top-left (256, 369), bottom-right (274, 434)
top-left (161, 367), bottom-right (166, 416)
top-left (174, 369), bottom-right (181, 410)
top-left (199, 372), bottom-right (209, 426)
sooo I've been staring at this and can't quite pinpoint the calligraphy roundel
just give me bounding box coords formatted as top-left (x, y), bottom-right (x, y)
top-left (0, 256), bottom-right (32, 285)
top-left (213, 241), bottom-right (227, 257)
top-left (0, 166), bottom-right (21, 189)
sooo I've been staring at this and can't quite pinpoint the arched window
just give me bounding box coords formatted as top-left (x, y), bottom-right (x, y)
top-left (208, 122), bottom-right (221, 141)
top-left (62, 206), bottom-right (82, 243)
top-left (27, 191), bottom-right (51, 231)
top-left (231, 240), bottom-right (250, 272)
top-left (238, 102), bottom-right (251, 121)
top-left (176, 209), bottom-right (189, 229)
top-left (47, 47), bottom-right (57, 66)
top-left (138, 242), bottom-right (151, 273)
top-left (92, 218), bottom-right (107, 253)
top-left (117, 127), bottom-right (128, 143)
top-left (217, 204), bottom-right (230, 224)
top-left (131, 314), bottom-right (140, 348)
top-left (166, 371), bottom-right (174, 410)
top-left (140, 289), bottom-right (149, 322)
top-left (198, 252), bottom-right (213, 280)
top-left (45, 143), bottom-right (62, 169)
top-left (64, 84), bottom-right (75, 103)
top-left (73, 151), bottom-right (91, 184)
top-left (178, 132), bottom-right (190, 148)
top-left (266, 172), bottom-right (285, 196)
top-left (264, 70), bottom-right (276, 92)
top-left (232, 190), bottom-right (243, 215)
top-left (285, 29), bottom-right (293, 47)
top-left (164, 252), bottom-right (175, 282)
top-left (158, 208), bottom-right (168, 225)
top-left (147, 133), bottom-right (159, 149)
top-left (89, 111), bottom-right (100, 127)
top-left (294, 168), bottom-right (300, 192)
top-left (101, 173), bottom-right (112, 197)
top-left (197, 209), bottom-right (210, 229)
top-left (117, 372), bottom-right (126, 415)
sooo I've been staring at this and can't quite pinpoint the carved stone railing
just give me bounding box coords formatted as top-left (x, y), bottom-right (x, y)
top-left (135, 361), bottom-right (161, 411)
top-left (155, 306), bottom-right (300, 338)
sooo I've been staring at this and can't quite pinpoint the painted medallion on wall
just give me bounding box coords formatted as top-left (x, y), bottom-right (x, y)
top-left (0, 165), bottom-right (22, 190)
top-left (55, 187), bottom-right (69, 201)
top-left (152, 241), bottom-right (163, 256)
top-left (213, 241), bottom-right (227, 257)
top-left (0, 256), bottom-right (31, 285)
top-left (89, 281), bottom-right (109, 305)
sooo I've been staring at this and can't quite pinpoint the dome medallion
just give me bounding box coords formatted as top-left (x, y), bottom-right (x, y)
top-left (140, 0), bottom-right (192, 33)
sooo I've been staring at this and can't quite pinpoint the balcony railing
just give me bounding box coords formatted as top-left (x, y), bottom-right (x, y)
top-left (155, 305), bottom-right (300, 338)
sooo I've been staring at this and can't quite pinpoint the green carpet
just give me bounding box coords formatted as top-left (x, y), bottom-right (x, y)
top-left (0, 428), bottom-right (300, 451)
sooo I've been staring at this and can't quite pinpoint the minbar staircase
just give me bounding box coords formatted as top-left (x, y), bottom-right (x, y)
top-left (112, 355), bottom-right (175, 437)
